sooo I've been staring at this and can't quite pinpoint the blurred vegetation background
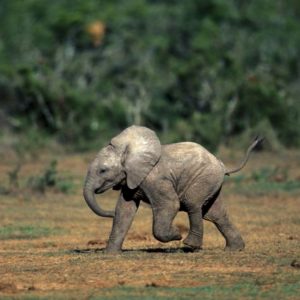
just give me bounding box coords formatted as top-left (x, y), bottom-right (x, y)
top-left (0, 0), bottom-right (299, 152)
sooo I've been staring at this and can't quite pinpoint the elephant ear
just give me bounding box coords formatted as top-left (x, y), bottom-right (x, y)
top-left (111, 125), bottom-right (161, 189)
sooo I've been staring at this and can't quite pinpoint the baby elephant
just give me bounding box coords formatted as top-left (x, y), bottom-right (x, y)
top-left (83, 125), bottom-right (261, 253)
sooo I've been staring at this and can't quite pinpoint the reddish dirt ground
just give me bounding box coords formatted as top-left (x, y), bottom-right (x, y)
top-left (0, 150), bottom-right (299, 298)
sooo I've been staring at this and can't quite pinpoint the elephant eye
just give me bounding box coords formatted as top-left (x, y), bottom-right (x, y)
top-left (99, 168), bottom-right (107, 174)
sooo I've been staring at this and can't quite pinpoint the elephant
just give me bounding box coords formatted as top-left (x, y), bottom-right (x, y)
top-left (83, 125), bottom-right (262, 253)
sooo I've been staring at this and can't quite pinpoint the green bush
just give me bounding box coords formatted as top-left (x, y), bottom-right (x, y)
top-left (1, 160), bottom-right (75, 195)
top-left (0, 0), bottom-right (299, 150)
top-left (27, 160), bottom-right (75, 194)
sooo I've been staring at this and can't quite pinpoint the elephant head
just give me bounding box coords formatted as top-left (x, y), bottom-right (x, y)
top-left (83, 125), bottom-right (161, 218)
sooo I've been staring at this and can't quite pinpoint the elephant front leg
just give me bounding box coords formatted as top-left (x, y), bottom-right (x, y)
top-left (183, 211), bottom-right (203, 249)
top-left (152, 203), bottom-right (182, 243)
top-left (142, 180), bottom-right (182, 243)
top-left (106, 192), bottom-right (140, 253)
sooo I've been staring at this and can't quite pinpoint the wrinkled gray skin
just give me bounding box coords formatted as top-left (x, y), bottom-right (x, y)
top-left (84, 126), bottom-right (258, 253)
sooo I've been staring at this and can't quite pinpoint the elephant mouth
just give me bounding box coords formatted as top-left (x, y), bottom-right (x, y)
top-left (94, 182), bottom-right (117, 194)
top-left (94, 187), bottom-right (104, 194)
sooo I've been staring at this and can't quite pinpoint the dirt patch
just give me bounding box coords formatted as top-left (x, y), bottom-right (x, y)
top-left (0, 151), bottom-right (300, 298)
top-left (0, 282), bottom-right (18, 293)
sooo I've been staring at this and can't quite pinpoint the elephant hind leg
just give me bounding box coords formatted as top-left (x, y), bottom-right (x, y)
top-left (183, 211), bottom-right (203, 249)
top-left (203, 193), bottom-right (245, 251)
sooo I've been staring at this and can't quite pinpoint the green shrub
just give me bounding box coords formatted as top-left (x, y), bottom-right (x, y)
top-left (27, 160), bottom-right (75, 194)
top-left (0, 0), bottom-right (299, 150)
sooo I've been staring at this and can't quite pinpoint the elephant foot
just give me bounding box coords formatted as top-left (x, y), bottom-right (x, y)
top-left (171, 228), bottom-right (183, 241)
top-left (154, 228), bottom-right (182, 243)
top-left (183, 232), bottom-right (203, 250)
top-left (224, 237), bottom-right (245, 251)
top-left (167, 226), bottom-right (182, 241)
top-left (172, 234), bottom-right (182, 241)
top-left (182, 245), bottom-right (202, 253)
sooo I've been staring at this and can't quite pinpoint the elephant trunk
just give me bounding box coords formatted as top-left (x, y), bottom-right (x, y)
top-left (83, 179), bottom-right (115, 218)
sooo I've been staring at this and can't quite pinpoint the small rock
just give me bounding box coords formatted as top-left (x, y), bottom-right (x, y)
top-left (291, 260), bottom-right (300, 269)
top-left (87, 240), bottom-right (104, 246)
top-left (145, 282), bottom-right (159, 287)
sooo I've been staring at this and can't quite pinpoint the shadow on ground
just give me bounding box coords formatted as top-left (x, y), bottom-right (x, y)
top-left (69, 246), bottom-right (199, 254)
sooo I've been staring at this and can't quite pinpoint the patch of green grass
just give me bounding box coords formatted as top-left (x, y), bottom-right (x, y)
top-left (0, 225), bottom-right (65, 240)
top-left (226, 166), bottom-right (300, 196)
top-left (250, 167), bottom-right (286, 182)
top-left (91, 283), bottom-right (300, 300)
top-left (233, 181), bottom-right (300, 197)
top-left (4, 283), bottom-right (300, 300)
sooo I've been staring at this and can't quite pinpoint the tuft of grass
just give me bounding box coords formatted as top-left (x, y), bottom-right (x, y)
top-left (1, 160), bottom-right (75, 195)
top-left (0, 164), bottom-right (22, 195)
top-left (0, 225), bottom-right (65, 240)
top-left (26, 160), bottom-right (75, 194)
top-left (8, 163), bottom-right (22, 189)
top-left (0, 184), bottom-right (9, 195)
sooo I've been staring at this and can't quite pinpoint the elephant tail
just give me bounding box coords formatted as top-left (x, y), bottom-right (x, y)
top-left (225, 136), bottom-right (264, 176)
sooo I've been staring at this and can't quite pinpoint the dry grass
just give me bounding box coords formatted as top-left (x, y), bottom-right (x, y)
top-left (0, 150), bottom-right (299, 299)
